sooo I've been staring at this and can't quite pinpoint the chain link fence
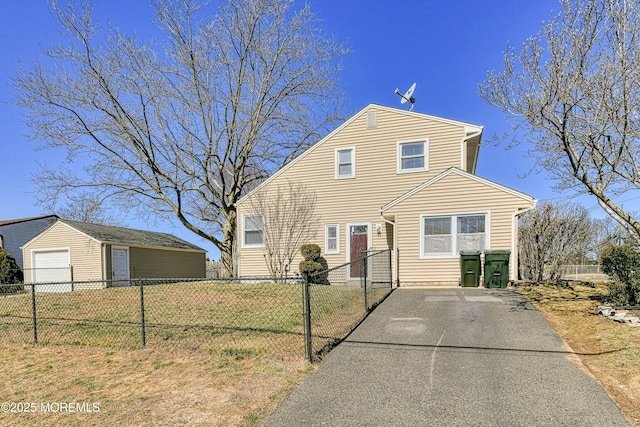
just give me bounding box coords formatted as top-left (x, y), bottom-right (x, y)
top-left (303, 249), bottom-right (393, 361)
top-left (1, 250), bottom-right (395, 362)
top-left (0, 278), bottom-right (306, 358)
top-left (558, 265), bottom-right (609, 281)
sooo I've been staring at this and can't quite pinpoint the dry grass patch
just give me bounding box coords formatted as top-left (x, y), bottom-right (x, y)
top-left (519, 282), bottom-right (640, 426)
top-left (0, 344), bottom-right (312, 426)
top-left (0, 281), bottom-right (390, 425)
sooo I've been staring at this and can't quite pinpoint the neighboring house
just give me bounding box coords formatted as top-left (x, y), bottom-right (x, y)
top-left (22, 219), bottom-right (206, 291)
top-left (236, 104), bottom-right (537, 286)
top-left (0, 215), bottom-right (59, 270)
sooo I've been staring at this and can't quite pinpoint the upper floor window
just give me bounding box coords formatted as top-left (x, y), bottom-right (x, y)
top-left (336, 147), bottom-right (355, 179)
top-left (398, 139), bottom-right (428, 173)
top-left (242, 214), bottom-right (264, 247)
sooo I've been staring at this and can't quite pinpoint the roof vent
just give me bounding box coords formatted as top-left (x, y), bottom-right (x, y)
top-left (367, 112), bottom-right (377, 128)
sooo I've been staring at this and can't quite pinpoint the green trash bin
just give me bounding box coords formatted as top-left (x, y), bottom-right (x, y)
top-left (483, 250), bottom-right (511, 288)
top-left (460, 251), bottom-right (481, 287)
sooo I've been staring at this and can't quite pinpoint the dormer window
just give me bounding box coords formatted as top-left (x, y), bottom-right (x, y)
top-left (335, 147), bottom-right (355, 179)
top-left (397, 139), bottom-right (428, 173)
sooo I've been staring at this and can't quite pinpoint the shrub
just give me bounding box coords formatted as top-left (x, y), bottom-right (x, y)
top-left (600, 245), bottom-right (640, 306)
top-left (0, 248), bottom-right (24, 294)
top-left (606, 281), bottom-right (640, 307)
top-left (300, 243), bottom-right (321, 261)
top-left (600, 245), bottom-right (640, 283)
top-left (299, 244), bottom-right (329, 285)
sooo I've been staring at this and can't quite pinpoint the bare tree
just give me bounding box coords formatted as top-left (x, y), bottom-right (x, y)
top-left (247, 180), bottom-right (320, 281)
top-left (55, 193), bottom-right (125, 226)
top-left (519, 202), bottom-right (592, 281)
top-left (590, 216), bottom-right (620, 256)
top-left (14, 0), bottom-right (347, 277)
top-left (480, 0), bottom-right (640, 242)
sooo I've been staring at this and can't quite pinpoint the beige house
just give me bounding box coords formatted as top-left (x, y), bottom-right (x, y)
top-left (236, 104), bottom-right (536, 286)
top-left (22, 219), bottom-right (206, 291)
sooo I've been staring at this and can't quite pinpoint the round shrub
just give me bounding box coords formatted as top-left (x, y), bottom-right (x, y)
top-left (299, 244), bottom-right (329, 285)
top-left (300, 244), bottom-right (322, 261)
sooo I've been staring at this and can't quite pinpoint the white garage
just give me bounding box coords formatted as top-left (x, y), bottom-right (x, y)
top-left (32, 249), bottom-right (73, 292)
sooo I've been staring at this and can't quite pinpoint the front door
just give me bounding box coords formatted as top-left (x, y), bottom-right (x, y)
top-left (349, 224), bottom-right (369, 278)
top-left (111, 247), bottom-right (130, 286)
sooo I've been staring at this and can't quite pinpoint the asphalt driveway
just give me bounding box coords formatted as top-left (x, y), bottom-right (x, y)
top-left (266, 287), bottom-right (632, 426)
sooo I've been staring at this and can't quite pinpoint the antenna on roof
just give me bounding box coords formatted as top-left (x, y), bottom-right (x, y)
top-left (394, 83), bottom-right (416, 111)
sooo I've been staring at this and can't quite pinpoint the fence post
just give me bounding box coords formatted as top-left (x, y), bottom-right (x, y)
top-left (363, 254), bottom-right (369, 312)
top-left (388, 249), bottom-right (392, 287)
top-left (31, 283), bottom-right (38, 344)
top-left (303, 276), bottom-right (312, 362)
top-left (70, 265), bottom-right (74, 292)
top-left (139, 280), bottom-right (146, 349)
top-left (396, 248), bottom-right (400, 288)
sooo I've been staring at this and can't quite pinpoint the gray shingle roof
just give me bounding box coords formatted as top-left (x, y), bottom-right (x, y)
top-left (0, 215), bottom-right (59, 226)
top-left (60, 220), bottom-right (205, 252)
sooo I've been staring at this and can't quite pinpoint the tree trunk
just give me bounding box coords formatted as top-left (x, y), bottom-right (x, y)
top-left (220, 209), bottom-right (237, 278)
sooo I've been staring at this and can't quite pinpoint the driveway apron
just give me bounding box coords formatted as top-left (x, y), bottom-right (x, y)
top-left (266, 287), bottom-right (632, 426)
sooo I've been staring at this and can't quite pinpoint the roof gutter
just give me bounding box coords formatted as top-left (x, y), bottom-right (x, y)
top-left (379, 209), bottom-right (398, 287)
top-left (510, 199), bottom-right (538, 281)
top-left (379, 209), bottom-right (396, 237)
top-left (460, 127), bottom-right (483, 173)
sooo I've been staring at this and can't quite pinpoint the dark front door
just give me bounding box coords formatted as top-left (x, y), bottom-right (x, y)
top-left (350, 225), bottom-right (368, 278)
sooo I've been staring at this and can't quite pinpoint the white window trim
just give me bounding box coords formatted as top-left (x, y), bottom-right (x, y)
top-left (241, 213), bottom-right (265, 248)
top-left (397, 138), bottom-right (429, 174)
top-left (335, 147), bottom-right (356, 179)
top-left (325, 224), bottom-right (340, 254)
top-left (420, 212), bottom-right (490, 259)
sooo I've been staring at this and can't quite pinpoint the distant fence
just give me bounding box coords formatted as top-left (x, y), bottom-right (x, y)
top-left (206, 260), bottom-right (222, 278)
top-left (0, 251), bottom-right (394, 362)
top-left (558, 265), bottom-right (609, 281)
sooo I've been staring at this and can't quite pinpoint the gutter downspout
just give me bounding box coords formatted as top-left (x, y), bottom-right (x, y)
top-left (460, 128), bottom-right (483, 172)
top-left (379, 209), bottom-right (398, 287)
top-left (510, 200), bottom-right (538, 281)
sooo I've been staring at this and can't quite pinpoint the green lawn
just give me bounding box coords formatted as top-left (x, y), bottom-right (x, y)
top-left (0, 281), bottom-right (388, 359)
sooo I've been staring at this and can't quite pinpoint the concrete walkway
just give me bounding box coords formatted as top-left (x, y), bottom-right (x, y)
top-left (266, 287), bottom-right (632, 426)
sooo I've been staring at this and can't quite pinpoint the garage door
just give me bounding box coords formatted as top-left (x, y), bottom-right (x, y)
top-left (33, 250), bottom-right (72, 293)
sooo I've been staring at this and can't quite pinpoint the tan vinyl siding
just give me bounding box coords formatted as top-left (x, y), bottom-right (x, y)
top-left (105, 245), bottom-right (112, 280)
top-left (386, 172), bottom-right (531, 284)
top-left (238, 106), bottom-right (471, 276)
top-left (129, 247), bottom-right (205, 278)
top-left (22, 221), bottom-right (105, 289)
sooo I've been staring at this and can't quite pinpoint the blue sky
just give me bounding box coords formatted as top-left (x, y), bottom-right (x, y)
top-left (1, 0), bottom-right (635, 259)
